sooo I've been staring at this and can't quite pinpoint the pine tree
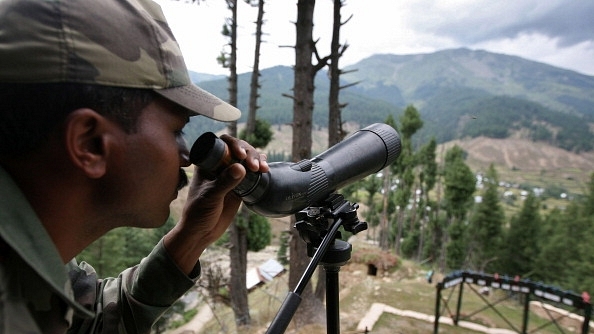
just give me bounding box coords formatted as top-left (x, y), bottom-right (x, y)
top-left (413, 138), bottom-right (437, 261)
top-left (392, 105), bottom-right (423, 254)
top-left (246, 213), bottom-right (271, 252)
top-left (501, 192), bottom-right (542, 277)
top-left (533, 208), bottom-right (574, 286)
top-left (441, 145), bottom-right (475, 271)
top-left (565, 172), bottom-right (594, 293)
top-left (467, 164), bottom-right (504, 272)
top-left (533, 173), bottom-right (594, 294)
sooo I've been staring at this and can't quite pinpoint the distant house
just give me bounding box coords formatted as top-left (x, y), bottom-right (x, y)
top-left (246, 259), bottom-right (285, 291)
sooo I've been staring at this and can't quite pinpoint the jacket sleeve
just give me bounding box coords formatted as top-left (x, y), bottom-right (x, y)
top-left (67, 238), bottom-right (200, 334)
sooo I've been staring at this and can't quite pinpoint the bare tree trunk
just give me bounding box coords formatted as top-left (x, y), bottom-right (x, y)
top-left (380, 166), bottom-right (390, 250)
top-left (291, 0), bottom-right (314, 161)
top-left (246, 0), bottom-right (265, 134)
top-left (417, 214), bottom-right (425, 262)
top-left (439, 216), bottom-right (452, 273)
top-left (228, 217), bottom-right (250, 326)
top-left (327, 0), bottom-right (345, 147)
top-left (225, 0), bottom-right (250, 328)
top-left (435, 144), bottom-right (445, 272)
top-left (395, 208), bottom-right (404, 255)
top-left (226, 0), bottom-right (238, 137)
top-left (288, 0), bottom-right (328, 328)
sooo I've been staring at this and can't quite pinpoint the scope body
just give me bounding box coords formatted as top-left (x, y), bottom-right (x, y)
top-left (190, 123), bottom-right (401, 217)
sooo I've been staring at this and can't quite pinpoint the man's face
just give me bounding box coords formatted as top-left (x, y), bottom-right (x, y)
top-left (103, 97), bottom-right (191, 228)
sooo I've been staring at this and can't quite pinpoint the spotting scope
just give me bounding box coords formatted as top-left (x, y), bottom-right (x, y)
top-left (189, 123), bottom-right (401, 217)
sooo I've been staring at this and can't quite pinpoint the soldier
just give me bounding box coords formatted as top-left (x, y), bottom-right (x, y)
top-left (0, 0), bottom-right (268, 332)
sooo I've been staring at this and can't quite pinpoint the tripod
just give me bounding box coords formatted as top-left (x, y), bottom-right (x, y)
top-left (266, 193), bottom-right (367, 334)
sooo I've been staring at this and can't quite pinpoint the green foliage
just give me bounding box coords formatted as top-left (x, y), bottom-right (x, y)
top-left (423, 215), bottom-right (447, 264)
top-left (364, 199), bottom-right (381, 229)
top-left (246, 213), bottom-right (271, 252)
top-left (585, 173), bottom-right (594, 216)
top-left (500, 193), bottom-right (542, 277)
top-left (155, 299), bottom-right (186, 332)
top-left (400, 229), bottom-right (420, 258)
top-left (231, 210), bottom-right (271, 252)
top-left (542, 184), bottom-right (568, 199)
top-left (446, 220), bottom-right (467, 270)
top-left (362, 174), bottom-right (382, 204)
top-left (532, 208), bottom-right (576, 286)
top-left (77, 215), bottom-right (175, 278)
top-left (467, 164), bottom-right (505, 272)
top-left (221, 23), bottom-right (230, 37)
top-left (183, 308), bottom-right (198, 322)
top-left (239, 118), bottom-right (273, 149)
top-left (444, 145), bottom-right (467, 163)
top-left (532, 173), bottom-right (594, 293)
top-left (457, 96), bottom-right (594, 152)
top-left (389, 107), bottom-right (424, 253)
top-left (441, 145), bottom-right (476, 270)
top-left (399, 105), bottom-right (424, 140)
top-left (418, 138), bottom-right (438, 193)
top-left (443, 146), bottom-right (475, 220)
top-left (276, 230), bottom-right (290, 265)
top-left (568, 224), bottom-right (594, 294)
top-left (214, 230), bottom-right (230, 247)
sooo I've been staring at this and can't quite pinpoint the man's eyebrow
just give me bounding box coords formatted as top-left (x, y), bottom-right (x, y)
top-left (165, 100), bottom-right (193, 121)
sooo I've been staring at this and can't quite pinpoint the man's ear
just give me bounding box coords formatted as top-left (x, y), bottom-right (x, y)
top-left (64, 108), bottom-right (113, 179)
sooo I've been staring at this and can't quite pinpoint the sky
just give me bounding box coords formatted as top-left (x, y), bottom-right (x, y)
top-left (155, 0), bottom-right (594, 77)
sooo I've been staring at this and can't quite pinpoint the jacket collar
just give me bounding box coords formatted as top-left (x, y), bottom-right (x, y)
top-left (0, 166), bottom-right (94, 318)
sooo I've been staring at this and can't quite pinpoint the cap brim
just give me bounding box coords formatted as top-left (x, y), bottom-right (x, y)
top-left (154, 84), bottom-right (240, 122)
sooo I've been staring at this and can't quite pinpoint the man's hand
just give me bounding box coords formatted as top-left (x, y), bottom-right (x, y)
top-left (163, 135), bottom-right (268, 275)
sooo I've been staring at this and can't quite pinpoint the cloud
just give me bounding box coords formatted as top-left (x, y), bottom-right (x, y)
top-left (157, 0), bottom-right (594, 76)
top-left (405, 0), bottom-right (594, 48)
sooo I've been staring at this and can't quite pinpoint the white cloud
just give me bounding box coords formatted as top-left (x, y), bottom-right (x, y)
top-left (156, 0), bottom-right (594, 76)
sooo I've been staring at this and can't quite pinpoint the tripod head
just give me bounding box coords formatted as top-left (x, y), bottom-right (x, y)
top-left (294, 193), bottom-right (366, 263)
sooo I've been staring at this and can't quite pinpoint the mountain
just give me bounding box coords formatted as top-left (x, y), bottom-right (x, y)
top-left (341, 48), bottom-right (594, 151)
top-left (184, 65), bottom-right (397, 142)
top-left (185, 48), bottom-right (594, 152)
top-left (188, 72), bottom-right (225, 83)
top-left (344, 48), bottom-right (594, 115)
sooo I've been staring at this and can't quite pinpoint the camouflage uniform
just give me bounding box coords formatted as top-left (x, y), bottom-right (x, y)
top-left (0, 0), bottom-right (241, 332)
top-left (0, 166), bottom-right (199, 333)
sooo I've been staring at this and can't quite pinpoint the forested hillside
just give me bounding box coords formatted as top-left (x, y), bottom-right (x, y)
top-left (343, 48), bottom-right (594, 150)
top-left (183, 48), bottom-right (594, 153)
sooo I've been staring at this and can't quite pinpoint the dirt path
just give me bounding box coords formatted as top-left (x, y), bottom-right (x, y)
top-left (357, 302), bottom-right (517, 334)
top-left (166, 304), bottom-right (213, 334)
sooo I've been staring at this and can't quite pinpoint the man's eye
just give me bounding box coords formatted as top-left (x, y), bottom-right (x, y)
top-left (175, 130), bottom-right (185, 137)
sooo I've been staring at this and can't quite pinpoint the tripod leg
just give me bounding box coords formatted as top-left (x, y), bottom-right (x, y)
top-left (266, 218), bottom-right (344, 333)
top-left (325, 265), bottom-right (341, 334)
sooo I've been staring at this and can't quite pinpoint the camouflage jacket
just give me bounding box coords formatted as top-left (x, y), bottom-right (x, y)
top-left (0, 166), bottom-right (198, 333)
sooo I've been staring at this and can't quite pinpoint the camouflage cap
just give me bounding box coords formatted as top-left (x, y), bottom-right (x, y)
top-left (0, 0), bottom-right (240, 122)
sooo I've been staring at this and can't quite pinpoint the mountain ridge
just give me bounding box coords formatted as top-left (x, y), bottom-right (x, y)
top-left (343, 48), bottom-right (594, 116)
top-left (185, 48), bottom-right (594, 154)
